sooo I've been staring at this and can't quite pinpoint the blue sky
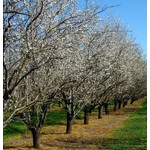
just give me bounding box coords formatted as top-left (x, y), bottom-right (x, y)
top-left (78, 0), bottom-right (147, 55)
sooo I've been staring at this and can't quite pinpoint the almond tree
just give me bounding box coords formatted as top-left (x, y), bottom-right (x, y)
top-left (3, 0), bottom-right (92, 127)
top-left (53, 2), bottom-right (120, 134)
top-left (82, 17), bottom-right (146, 121)
top-left (79, 18), bottom-right (128, 120)
top-left (3, 0), bottom-right (110, 147)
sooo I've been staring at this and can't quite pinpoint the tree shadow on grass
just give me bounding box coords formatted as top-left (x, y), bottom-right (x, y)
top-left (98, 137), bottom-right (147, 150)
top-left (43, 137), bottom-right (98, 149)
top-left (42, 131), bottom-right (65, 135)
top-left (3, 145), bottom-right (17, 149)
top-left (4, 123), bottom-right (28, 139)
top-left (122, 107), bottom-right (139, 113)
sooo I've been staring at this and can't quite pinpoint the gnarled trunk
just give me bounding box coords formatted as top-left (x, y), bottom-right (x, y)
top-left (123, 101), bottom-right (127, 107)
top-left (66, 111), bottom-right (74, 134)
top-left (84, 107), bottom-right (90, 124)
top-left (98, 105), bottom-right (102, 119)
top-left (30, 128), bottom-right (40, 149)
top-left (103, 102), bottom-right (109, 114)
top-left (114, 99), bottom-right (117, 111)
top-left (130, 99), bottom-right (134, 104)
top-left (58, 101), bottom-right (61, 107)
top-left (118, 101), bottom-right (122, 109)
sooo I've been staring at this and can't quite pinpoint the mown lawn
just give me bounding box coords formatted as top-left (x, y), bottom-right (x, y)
top-left (98, 100), bottom-right (147, 150)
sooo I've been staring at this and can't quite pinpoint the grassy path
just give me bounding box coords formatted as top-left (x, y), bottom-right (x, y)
top-left (4, 98), bottom-right (146, 150)
top-left (98, 100), bottom-right (147, 150)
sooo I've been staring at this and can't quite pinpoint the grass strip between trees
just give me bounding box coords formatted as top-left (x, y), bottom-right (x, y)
top-left (98, 99), bottom-right (147, 150)
top-left (4, 109), bottom-right (67, 139)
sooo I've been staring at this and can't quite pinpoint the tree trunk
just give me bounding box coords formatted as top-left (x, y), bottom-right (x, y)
top-left (130, 97), bottom-right (135, 104)
top-left (84, 107), bottom-right (90, 124)
top-left (130, 100), bottom-right (134, 104)
top-left (123, 102), bottom-right (126, 107)
top-left (98, 105), bottom-right (102, 119)
top-left (30, 128), bottom-right (40, 149)
top-left (89, 106), bottom-right (93, 115)
top-left (114, 99), bottom-right (117, 111)
top-left (118, 101), bottom-right (122, 109)
top-left (58, 101), bottom-right (61, 107)
top-left (123, 101), bottom-right (127, 107)
top-left (66, 111), bottom-right (74, 134)
top-left (104, 102), bottom-right (109, 114)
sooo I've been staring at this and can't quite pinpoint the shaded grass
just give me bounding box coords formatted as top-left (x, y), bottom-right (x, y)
top-left (4, 109), bottom-right (67, 139)
top-left (4, 107), bottom-right (85, 139)
top-left (98, 99), bottom-right (147, 150)
top-left (45, 109), bottom-right (66, 125)
top-left (3, 121), bottom-right (28, 139)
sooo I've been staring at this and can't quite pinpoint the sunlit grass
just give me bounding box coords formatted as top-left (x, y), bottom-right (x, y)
top-left (98, 98), bottom-right (147, 150)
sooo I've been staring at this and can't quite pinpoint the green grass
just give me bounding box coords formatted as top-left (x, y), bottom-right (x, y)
top-left (3, 121), bottom-right (29, 139)
top-left (45, 109), bottom-right (66, 125)
top-left (98, 100), bottom-right (147, 150)
top-left (4, 107), bottom-right (86, 139)
top-left (4, 108), bottom-right (67, 139)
